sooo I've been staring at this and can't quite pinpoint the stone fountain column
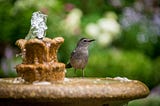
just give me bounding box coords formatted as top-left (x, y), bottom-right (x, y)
top-left (15, 37), bottom-right (65, 82)
top-left (14, 11), bottom-right (65, 82)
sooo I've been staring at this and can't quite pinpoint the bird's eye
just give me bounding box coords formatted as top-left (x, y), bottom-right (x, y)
top-left (83, 39), bottom-right (87, 42)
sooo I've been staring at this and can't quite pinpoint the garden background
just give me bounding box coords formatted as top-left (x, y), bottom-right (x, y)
top-left (0, 0), bottom-right (160, 105)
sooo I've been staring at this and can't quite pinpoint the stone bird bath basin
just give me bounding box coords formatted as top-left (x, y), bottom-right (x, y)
top-left (0, 77), bottom-right (149, 106)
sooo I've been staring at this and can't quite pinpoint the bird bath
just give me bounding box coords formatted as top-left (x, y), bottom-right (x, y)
top-left (0, 11), bottom-right (150, 106)
top-left (0, 77), bottom-right (149, 106)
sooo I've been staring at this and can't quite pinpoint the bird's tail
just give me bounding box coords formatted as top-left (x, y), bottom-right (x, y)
top-left (65, 63), bottom-right (72, 68)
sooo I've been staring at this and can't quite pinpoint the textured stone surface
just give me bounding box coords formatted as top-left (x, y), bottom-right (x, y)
top-left (0, 77), bottom-right (149, 105)
top-left (15, 37), bottom-right (65, 82)
top-left (15, 37), bottom-right (64, 63)
top-left (16, 63), bottom-right (65, 82)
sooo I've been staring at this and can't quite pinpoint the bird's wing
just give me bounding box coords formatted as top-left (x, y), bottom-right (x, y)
top-left (71, 50), bottom-right (76, 58)
top-left (65, 50), bottom-right (76, 68)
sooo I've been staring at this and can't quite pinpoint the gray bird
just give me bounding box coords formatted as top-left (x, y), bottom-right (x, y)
top-left (66, 38), bottom-right (95, 77)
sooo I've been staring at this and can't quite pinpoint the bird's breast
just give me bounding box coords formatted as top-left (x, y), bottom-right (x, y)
top-left (70, 51), bottom-right (88, 69)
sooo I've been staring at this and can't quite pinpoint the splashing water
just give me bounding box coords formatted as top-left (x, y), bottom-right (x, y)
top-left (25, 11), bottom-right (48, 40)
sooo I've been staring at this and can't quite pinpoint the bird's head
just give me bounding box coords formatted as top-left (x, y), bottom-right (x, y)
top-left (77, 38), bottom-right (95, 48)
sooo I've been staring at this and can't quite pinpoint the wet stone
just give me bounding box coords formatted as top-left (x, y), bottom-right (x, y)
top-left (15, 37), bottom-right (65, 82)
top-left (0, 77), bottom-right (150, 106)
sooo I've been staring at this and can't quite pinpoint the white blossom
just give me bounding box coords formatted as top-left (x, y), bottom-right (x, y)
top-left (85, 23), bottom-right (100, 37)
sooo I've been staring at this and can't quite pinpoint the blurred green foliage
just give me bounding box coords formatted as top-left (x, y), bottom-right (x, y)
top-left (0, 0), bottom-right (160, 91)
top-left (0, 0), bottom-right (160, 105)
top-left (129, 95), bottom-right (160, 106)
top-left (67, 48), bottom-right (155, 87)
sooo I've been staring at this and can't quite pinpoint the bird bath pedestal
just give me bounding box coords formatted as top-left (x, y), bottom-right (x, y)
top-left (0, 77), bottom-right (149, 106)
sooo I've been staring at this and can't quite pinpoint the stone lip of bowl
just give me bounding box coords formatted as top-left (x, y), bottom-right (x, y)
top-left (0, 77), bottom-right (150, 103)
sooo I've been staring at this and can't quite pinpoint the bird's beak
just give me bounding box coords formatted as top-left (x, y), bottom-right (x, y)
top-left (88, 39), bottom-right (95, 42)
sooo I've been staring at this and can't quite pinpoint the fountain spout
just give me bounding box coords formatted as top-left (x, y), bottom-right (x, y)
top-left (15, 11), bottom-right (65, 82)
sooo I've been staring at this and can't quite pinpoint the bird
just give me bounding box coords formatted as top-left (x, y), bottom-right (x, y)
top-left (66, 38), bottom-right (95, 77)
